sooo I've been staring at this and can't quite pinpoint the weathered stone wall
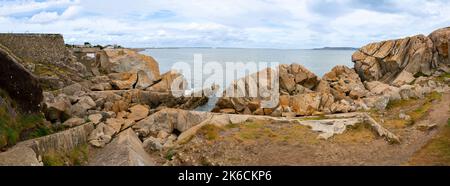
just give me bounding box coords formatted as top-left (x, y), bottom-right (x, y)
top-left (0, 33), bottom-right (88, 90)
top-left (0, 33), bottom-right (68, 65)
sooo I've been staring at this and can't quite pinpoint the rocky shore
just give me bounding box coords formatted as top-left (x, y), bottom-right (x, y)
top-left (1, 27), bottom-right (450, 166)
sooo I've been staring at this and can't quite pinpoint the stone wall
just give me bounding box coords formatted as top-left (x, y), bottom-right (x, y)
top-left (0, 33), bottom-right (68, 65)
top-left (0, 33), bottom-right (88, 90)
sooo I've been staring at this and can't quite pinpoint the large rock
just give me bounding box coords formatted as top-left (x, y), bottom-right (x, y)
top-left (213, 67), bottom-right (279, 113)
top-left (0, 146), bottom-right (42, 166)
top-left (43, 93), bottom-right (72, 122)
top-left (127, 104), bottom-right (149, 122)
top-left (97, 48), bottom-right (161, 85)
top-left (279, 63), bottom-right (319, 94)
top-left (146, 70), bottom-right (185, 92)
top-left (320, 65), bottom-right (367, 100)
top-left (133, 109), bottom-right (211, 138)
top-left (289, 92), bottom-right (335, 116)
top-left (429, 27), bottom-right (450, 65)
top-left (0, 44), bottom-right (43, 113)
top-left (364, 81), bottom-right (401, 100)
top-left (69, 96), bottom-right (96, 117)
top-left (88, 122), bottom-right (115, 148)
top-left (352, 35), bottom-right (434, 85)
top-left (110, 72), bottom-right (138, 90)
top-left (88, 129), bottom-right (155, 166)
top-left (62, 117), bottom-right (86, 128)
top-left (135, 70), bottom-right (155, 89)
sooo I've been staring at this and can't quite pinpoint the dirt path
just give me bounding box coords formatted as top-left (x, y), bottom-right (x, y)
top-left (171, 93), bottom-right (450, 166)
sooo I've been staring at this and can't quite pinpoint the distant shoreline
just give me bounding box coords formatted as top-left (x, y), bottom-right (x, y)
top-left (135, 46), bottom-right (359, 50)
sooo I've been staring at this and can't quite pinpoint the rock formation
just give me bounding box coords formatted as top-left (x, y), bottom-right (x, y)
top-left (352, 35), bottom-right (435, 86)
top-left (429, 27), bottom-right (450, 66)
top-left (0, 44), bottom-right (43, 113)
top-left (2, 26), bottom-right (450, 166)
top-left (96, 48), bottom-right (161, 89)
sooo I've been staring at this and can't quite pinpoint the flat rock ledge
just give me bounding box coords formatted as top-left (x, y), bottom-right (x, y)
top-left (162, 110), bottom-right (400, 145)
top-left (0, 123), bottom-right (94, 166)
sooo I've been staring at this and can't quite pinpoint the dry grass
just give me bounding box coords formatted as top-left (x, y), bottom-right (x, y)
top-left (377, 92), bottom-right (442, 129)
top-left (407, 119), bottom-right (450, 165)
top-left (331, 123), bottom-right (376, 144)
top-left (42, 144), bottom-right (89, 166)
top-left (198, 124), bottom-right (224, 141)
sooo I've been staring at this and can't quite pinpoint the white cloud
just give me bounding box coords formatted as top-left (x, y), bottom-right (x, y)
top-left (1, 0), bottom-right (450, 48)
top-left (29, 11), bottom-right (59, 23)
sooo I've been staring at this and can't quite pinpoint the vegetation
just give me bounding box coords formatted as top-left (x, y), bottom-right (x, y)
top-left (437, 72), bottom-right (450, 83)
top-left (42, 144), bottom-right (89, 166)
top-left (382, 91), bottom-right (442, 128)
top-left (331, 123), bottom-right (375, 143)
top-left (0, 90), bottom-right (54, 150)
top-left (164, 148), bottom-right (176, 161)
top-left (199, 124), bottom-right (224, 141)
top-left (408, 118), bottom-right (450, 165)
top-left (298, 114), bottom-right (328, 121)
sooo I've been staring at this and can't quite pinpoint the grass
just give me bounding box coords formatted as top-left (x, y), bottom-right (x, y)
top-left (408, 118), bottom-right (450, 165)
top-left (298, 115), bottom-right (327, 121)
top-left (164, 148), bottom-right (176, 161)
top-left (0, 90), bottom-right (54, 149)
top-left (42, 144), bottom-right (89, 166)
top-left (381, 91), bottom-right (442, 129)
top-left (199, 124), bottom-right (224, 141)
top-left (331, 123), bottom-right (376, 143)
top-left (436, 72), bottom-right (450, 83)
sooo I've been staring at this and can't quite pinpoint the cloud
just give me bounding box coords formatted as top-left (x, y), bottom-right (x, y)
top-left (1, 0), bottom-right (450, 48)
top-left (29, 11), bottom-right (59, 23)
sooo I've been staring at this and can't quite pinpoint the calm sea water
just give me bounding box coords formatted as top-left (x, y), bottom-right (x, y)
top-left (141, 48), bottom-right (355, 111)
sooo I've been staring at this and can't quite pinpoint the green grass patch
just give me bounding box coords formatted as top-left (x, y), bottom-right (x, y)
top-left (1, 90), bottom-right (54, 149)
top-left (164, 148), bottom-right (176, 161)
top-left (437, 72), bottom-right (450, 83)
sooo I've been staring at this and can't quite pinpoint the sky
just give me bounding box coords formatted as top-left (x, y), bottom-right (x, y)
top-left (0, 0), bottom-right (449, 49)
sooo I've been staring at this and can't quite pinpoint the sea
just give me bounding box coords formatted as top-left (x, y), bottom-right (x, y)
top-left (141, 48), bottom-right (356, 111)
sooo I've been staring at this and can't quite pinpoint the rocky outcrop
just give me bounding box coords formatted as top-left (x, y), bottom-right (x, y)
top-left (429, 27), bottom-right (450, 66)
top-left (88, 129), bottom-right (155, 166)
top-left (279, 64), bottom-right (319, 95)
top-left (0, 44), bottom-right (43, 113)
top-left (352, 35), bottom-right (435, 86)
top-left (146, 70), bottom-right (185, 92)
top-left (96, 48), bottom-right (161, 89)
top-left (0, 146), bottom-right (42, 166)
top-left (213, 64), bottom-right (359, 116)
top-left (319, 65), bottom-right (367, 100)
top-left (133, 108), bottom-right (212, 138)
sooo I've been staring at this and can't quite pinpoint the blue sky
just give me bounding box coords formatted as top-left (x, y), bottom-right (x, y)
top-left (0, 0), bottom-right (449, 48)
